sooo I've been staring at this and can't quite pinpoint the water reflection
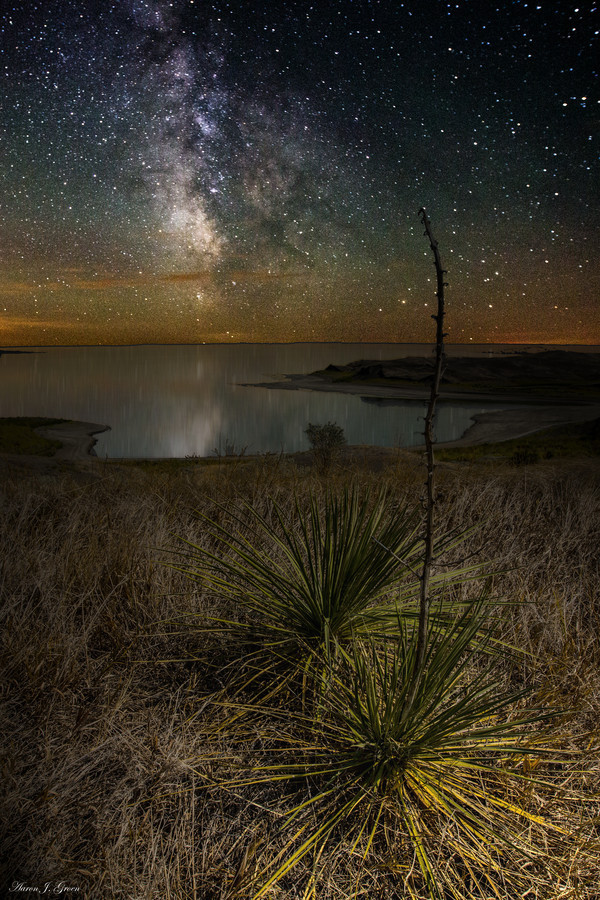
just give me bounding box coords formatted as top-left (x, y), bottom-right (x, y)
top-left (0, 344), bottom-right (520, 457)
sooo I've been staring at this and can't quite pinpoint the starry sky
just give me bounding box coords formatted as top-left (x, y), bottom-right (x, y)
top-left (1, 0), bottom-right (598, 345)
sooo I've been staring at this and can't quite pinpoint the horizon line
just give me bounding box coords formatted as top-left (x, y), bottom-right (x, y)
top-left (3, 340), bottom-right (599, 351)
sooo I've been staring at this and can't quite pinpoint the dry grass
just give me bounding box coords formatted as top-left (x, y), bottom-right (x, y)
top-left (1, 453), bottom-right (599, 898)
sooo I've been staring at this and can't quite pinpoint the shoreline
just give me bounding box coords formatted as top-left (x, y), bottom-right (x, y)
top-left (244, 371), bottom-right (575, 404)
top-left (435, 404), bottom-right (600, 448)
top-left (1, 398), bottom-right (599, 465)
top-left (0, 421), bottom-right (110, 469)
top-left (245, 374), bottom-right (600, 449)
top-left (35, 420), bottom-right (111, 459)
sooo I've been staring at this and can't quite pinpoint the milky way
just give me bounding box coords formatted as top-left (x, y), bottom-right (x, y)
top-left (1, 0), bottom-right (598, 344)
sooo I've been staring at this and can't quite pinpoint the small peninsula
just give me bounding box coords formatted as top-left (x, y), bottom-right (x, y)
top-left (247, 349), bottom-right (600, 446)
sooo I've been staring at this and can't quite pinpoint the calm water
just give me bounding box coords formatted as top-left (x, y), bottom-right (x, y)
top-left (0, 343), bottom-right (572, 457)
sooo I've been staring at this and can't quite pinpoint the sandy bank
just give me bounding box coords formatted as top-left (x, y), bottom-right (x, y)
top-left (0, 421), bottom-right (110, 476)
top-left (246, 374), bottom-right (600, 448)
top-left (435, 404), bottom-right (600, 448)
top-left (246, 372), bottom-right (562, 404)
top-left (35, 420), bottom-right (111, 459)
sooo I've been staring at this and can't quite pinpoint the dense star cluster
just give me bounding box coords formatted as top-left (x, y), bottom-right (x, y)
top-left (1, 0), bottom-right (598, 344)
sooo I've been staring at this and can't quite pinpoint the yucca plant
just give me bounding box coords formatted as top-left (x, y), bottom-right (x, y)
top-left (198, 599), bottom-right (578, 899)
top-left (173, 487), bottom-right (479, 692)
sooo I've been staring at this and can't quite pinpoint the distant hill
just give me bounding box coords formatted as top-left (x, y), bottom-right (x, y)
top-left (320, 350), bottom-right (600, 394)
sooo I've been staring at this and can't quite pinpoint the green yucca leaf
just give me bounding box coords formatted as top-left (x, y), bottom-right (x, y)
top-left (194, 598), bottom-right (575, 899)
top-left (172, 487), bottom-right (486, 682)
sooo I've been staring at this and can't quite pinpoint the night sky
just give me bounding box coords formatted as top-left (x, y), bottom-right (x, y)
top-left (1, 0), bottom-right (598, 345)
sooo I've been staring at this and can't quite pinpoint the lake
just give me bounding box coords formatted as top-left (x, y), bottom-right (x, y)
top-left (0, 343), bottom-right (547, 457)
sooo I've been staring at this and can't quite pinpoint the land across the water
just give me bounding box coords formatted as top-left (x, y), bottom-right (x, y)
top-left (0, 419), bottom-right (109, 468)
top-left (1, 350), bottom-right (599, 464)
top-left (247, 349), bottom-right (600, 448)
top-left (36, 420), bottom-right (110, 458)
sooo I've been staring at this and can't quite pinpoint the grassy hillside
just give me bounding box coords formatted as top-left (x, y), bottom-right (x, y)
top-left (0, 455), bottom-right (598, 897)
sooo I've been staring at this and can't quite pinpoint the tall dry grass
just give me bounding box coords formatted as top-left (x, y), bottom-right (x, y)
top-left (1, 455), bottom-right (599, 897)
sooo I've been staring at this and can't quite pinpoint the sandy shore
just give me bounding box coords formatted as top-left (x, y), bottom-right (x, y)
top-left (247, 374), bottom-right (600, 448)
top-left (247, 371), bottom-right (581, 403)
top-left (0, 421), bottom-right (110, 477)
top-left (0, 421), bottom-right (110, 473)
top-left (436, 404), bottom-right (600, 448)
top-left (2, 397), bottom-right (599, 471)
top-left (35, 420), bottom-right (111, 459)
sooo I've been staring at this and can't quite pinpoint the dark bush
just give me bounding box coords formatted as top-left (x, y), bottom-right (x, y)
top-left (304, 421), bottom-right (347, 471)
top-left (509, 447), bottom-right (540, 466)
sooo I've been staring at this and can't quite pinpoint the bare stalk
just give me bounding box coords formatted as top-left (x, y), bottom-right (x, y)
top-left (411, 208), bottom-right (447, 690)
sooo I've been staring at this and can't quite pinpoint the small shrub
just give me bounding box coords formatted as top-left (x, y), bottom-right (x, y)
top-left (304, 421), bottom-right (347, 471)
top-left (212, 437), bottom-right (247, 458)
top-left (510, 447), bottom-right (540, 466)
